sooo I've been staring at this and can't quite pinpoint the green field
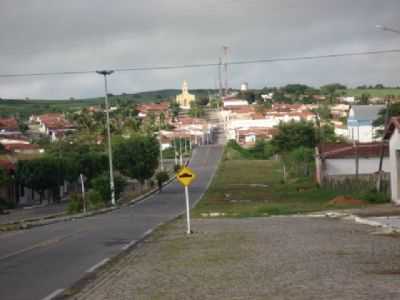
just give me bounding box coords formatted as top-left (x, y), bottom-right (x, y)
top-left (193, 149), bottom-right (379, 217)
top-left (344, 88), bottom-right (400, 97)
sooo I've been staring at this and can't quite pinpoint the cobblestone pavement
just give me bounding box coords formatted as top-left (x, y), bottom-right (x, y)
top-left (70, 217), bottom-right (400, 300)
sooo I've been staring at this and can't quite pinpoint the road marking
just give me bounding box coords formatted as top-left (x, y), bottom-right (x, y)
top-left (121, 240), bottom-right (137, 251)
top-left (0, 235), bottom-right (69, 262)
top-left (85, 258), bottom-right (110, 273)
top-left (41, 288), bottom-right (64, 300)
top-left (143, 228), bottom-right (153, 237)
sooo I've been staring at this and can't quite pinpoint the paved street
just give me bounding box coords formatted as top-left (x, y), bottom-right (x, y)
top-left (0, 203), bottom-right (68, 225)
top-left (0, 145), bottom-right (223, 300)
top-left (71, 217), bottom-right (400, 300)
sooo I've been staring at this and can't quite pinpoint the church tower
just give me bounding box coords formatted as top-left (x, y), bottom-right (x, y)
top-left (176, 80), bottom-right (195, 110)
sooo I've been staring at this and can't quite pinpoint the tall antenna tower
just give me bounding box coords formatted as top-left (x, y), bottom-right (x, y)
top-left (223, 46), bottom-right (229, 96)
top-left (218, 57), bottom-right (223, 98)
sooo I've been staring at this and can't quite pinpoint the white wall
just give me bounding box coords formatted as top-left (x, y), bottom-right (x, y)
top-left (325, 157), bottom-right (390, 176)
top-left (347, 125), bottom-right (381, 143)
top-left (389, 129), bottom-right (400, 204)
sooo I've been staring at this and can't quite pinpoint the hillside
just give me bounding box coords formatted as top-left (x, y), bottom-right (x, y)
top-left (0, 89), bottom-right (216, 119)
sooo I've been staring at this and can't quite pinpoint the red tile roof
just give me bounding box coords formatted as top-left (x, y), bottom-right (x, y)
top-left (0, 117), bottom-right (18, 131)
top-left (318, 143), bottom-right (388, 159)
top-left (0, 159), bottom-right (15, 172)
top-left (4, 143), bottom-right (40, 152)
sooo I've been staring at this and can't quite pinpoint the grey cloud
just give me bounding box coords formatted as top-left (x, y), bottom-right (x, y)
top-left (0, 0), bottom-right (400, 98)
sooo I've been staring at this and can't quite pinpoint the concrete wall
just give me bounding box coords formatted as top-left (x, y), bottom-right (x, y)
top-left (389, 129), bottom-right (400, 204)
top-left (347, 125), bottom-right (381, 143)
top-left (324, 157), bottom-right (390, 176)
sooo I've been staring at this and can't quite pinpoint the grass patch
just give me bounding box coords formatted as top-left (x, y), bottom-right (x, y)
top-left (193, 151), bottom-right (382, 217)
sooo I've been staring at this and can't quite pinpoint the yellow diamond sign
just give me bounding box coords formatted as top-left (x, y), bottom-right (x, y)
top-left (176, 166), bottom-right (197, 187)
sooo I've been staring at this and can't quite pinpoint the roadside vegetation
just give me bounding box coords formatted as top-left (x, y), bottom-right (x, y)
top-left (194, 121), bottom-right (389, 218)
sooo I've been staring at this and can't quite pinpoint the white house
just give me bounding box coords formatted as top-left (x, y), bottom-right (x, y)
top-left (341, 96), bottom-right (356, 103)
top-left (315, 143), bottom-right (390, 185)
top-left (223, 98), bottom-right (249, 108)
top-left (383, 117), bottom-right (400, 204)
top-left (347, 105), bottom-right (385, 143)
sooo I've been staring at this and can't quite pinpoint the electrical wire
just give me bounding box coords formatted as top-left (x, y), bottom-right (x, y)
top-left (0, 48), bottom-right (399, 78)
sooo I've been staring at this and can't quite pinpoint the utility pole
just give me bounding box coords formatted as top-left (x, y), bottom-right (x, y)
top-left (158, 131), bottom-right (164, 171)
top-left (223, 46), bottom-right (229, 96)
top-left (377, 97), bottom-right (391, 191)
top-left (96, 70), bottom-right (116, 206)
top-left (218, 57), bottom-right (223, 98)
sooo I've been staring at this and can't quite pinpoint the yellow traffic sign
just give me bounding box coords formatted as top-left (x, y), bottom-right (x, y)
top-left (176, 166), bottom-right (197, 187)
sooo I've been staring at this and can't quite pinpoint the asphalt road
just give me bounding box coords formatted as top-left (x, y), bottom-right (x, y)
top-left (0, 145), bottom-right (223, 300)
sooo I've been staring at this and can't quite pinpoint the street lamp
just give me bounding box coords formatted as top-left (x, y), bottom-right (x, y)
top-left (96, 70), bottom-right (116, 206)
top-left (376, 24), bottom-right (400, 34)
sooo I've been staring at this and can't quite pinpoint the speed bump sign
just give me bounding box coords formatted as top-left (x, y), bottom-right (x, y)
top-left (176, 166), bottom-right (197, 187)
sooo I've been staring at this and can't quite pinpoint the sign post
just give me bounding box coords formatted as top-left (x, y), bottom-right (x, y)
top-left (176, 166), bottom-right (197, 234)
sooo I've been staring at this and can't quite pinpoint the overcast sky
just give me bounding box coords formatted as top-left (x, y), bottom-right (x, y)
top-left (1, 0), bottom-right (400, 99)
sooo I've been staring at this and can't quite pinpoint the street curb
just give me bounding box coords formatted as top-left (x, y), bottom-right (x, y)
top-left (307, 211), bottom-right (400, 234)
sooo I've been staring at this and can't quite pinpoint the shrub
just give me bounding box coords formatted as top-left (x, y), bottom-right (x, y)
top-left (68, 193), bottom-right (83, 214)
top-left (156, 171), bottom-right (170, 189)
top-left (87, 190), bottom-right (105, 210)
top-left (91, 173), bottom-right (127, 204)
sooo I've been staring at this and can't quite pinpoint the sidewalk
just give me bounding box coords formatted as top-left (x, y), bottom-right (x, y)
top-left (0, 202), bottom-right (68, 225)
top-left (69, 217), bottom-right (400, 300)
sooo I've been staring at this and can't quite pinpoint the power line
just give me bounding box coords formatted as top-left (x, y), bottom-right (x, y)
top-left (0, 48), bottom-right (400, 79)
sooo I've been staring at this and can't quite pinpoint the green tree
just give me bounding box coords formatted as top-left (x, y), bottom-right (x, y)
top-left (373, 101), bottom-right (399, 137)
top-left (113, 135), bottom-right (159, 186)
top-left (169, 101), bottom-right (180, 122)
top-left (91, 173), bottom-right (127, 203)
top-left (271, 121), bottom-right (317, 153)
top-left (16, 158), bottom-right (61, 203)
top-left (358, 93), bottom-right (370, 105)
top-left (188, 101), bottom-right (205, 118)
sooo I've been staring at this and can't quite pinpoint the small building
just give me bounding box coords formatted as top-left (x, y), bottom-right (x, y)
top-left (315, 143), bottom-right (390, 185)
top-left (223, 98), bottom-right (249, 108)
top-left (176, 80), bottom-right (195, 109)
top-left (240, 82), bottom-right (248, 91)
top-left (383, 117), bottom-right (400, 204)
top-left (347, 105), bottom-right (385, 143)
top-left (235, 127), bottom-right (277, 146)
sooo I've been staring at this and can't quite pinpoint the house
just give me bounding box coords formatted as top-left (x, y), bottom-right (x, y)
top-left (176, 80), bottom-right (195, 109)
top-left (30, 113), bottom-right (76, 142)
top-left (341, 96), bottom-right (356, 103)
top-left (0, 117), bottom-right (19, 134)
top-left (347, 105), bottom-right (385, 143)
top-left (315, 142), bottom-right (389, 185)
top-left (383, 117), bottom-right (400, 204)
top-left (235, 127), bottom-right (277, 146)
top-left (137, 102), bottom-right (170, 119)
top-left (223, 98), bottom-right (249, 108)
top-left (330, 104), bottom-right (350, 119)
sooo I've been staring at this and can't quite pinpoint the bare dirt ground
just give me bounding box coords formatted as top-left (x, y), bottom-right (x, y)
top-left (70, 217), bottom-right (400, 300)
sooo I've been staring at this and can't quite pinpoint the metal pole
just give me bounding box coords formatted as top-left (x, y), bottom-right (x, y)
top-left (174, 138), bottom-right (178, 166)
top-left (96, 70), bottom-right (116, 206)
top-left (80, 174), bottom-right (86, 213)
top-left (159, 139), bottom-right (164, 171)
top-left (184, 186), bottom-right (191, 234)
top-left (179, 137), bottom-right (183, 165)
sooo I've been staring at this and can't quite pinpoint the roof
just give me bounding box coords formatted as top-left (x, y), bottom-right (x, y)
top-left (0, 117), bottom-right (18, 131)
top-left (348, 105), bottom-right (385, 122)
top-left (0, 159), bottom-right (15, 172)
top-left (4, 143), bottom-right (41, 152)
top-left (318, 142), bottom-right (388, 159)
